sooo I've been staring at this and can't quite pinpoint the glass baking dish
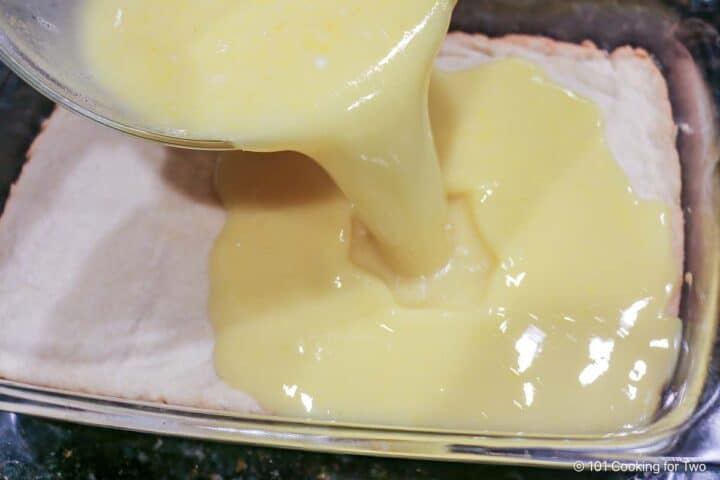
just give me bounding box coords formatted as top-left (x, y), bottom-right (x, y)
top-left (1, 0), bottom-right (720, 467)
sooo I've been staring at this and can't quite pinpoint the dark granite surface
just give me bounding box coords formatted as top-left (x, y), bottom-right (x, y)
top-left (1, 412), bottom-right (718, 479)
top-left (3, 2), bottom-right (720, 479)
top-left (0, 412), bottom-right (629, 480)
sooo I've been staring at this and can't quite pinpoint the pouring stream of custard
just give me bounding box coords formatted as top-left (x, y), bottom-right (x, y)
top-left (82, 0), bottom-right (454, 275)
top-left (80, 1), bottom-right (681, 433)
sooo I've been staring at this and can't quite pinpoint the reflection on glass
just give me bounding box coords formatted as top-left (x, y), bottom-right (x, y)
top-left (513, 325), bottom-right (546, 375)
top-left (523, 381), bottom-right (535, 407)
top-left (617, 298), bottom-right (650, 338)
top-left (578, 337), bottom-right (615, 386)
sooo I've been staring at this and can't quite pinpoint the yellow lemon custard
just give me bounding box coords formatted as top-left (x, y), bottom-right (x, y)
top-left (80, 1), bottom-right (681, 433)
top-left (210, 61), bottom-right (680, 433)
top-left (82, 0), bottom-right (455, 274)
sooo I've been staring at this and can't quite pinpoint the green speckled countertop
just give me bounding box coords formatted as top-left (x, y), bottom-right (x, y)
top-left (1, 413), bottom-right (625, 480)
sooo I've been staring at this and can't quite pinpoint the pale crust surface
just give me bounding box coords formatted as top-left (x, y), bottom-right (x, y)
top-left (0, 108), bottom-right (260, 411)
top-left (0, 34), bottom-right (682, 410)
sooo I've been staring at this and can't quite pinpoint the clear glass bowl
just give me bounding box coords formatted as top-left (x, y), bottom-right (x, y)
top-left (1, 0), bottom-right (720, 467)
top-left (0, 0), bottom-right (234, 149)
